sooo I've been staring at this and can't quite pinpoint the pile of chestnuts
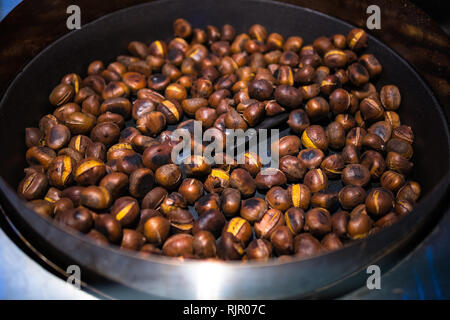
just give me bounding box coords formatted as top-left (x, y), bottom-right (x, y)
top-left (18, 19), bottom-right (421, 262)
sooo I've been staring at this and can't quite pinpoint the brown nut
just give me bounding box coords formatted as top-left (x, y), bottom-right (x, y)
top-left (142, 186), bottom-right (168, 210)
top-left (254, 208), bottom-right (285, 239)
top-left (155, 164), bottom-right (182, 190)
top-left (347, 204), bottom-right (373, 239)
top-left (297, 148), bottom-right (325, 170)
top-left (394, 199), bottom-right (414, 217)
top-left (55, 206), bottom-right (93, 233)
top-left (380, 85), bottom-right (401, 111)
top-left (26, 146), bottom-right (56, 170)
top-left (18, 172), bottom-right (48, 201)
top-left (111, 196), bottom-right (139, 227)
top-left (266, 186), bottom-right (291, 212)
top-left (277, 135), bottom-right (301, 158)
top-left (321, 233), bottom-right (343, 251)
top-left (274, 85), bottom-right (303, 109)
top-left (341, 164), bottom-right (371, 187)
top-left (178, 178), bottom-right (204, 205)
top-left (229, 168), bottom-right (256, 197)
top-left (80, 186), bottom-right (112, 210)
top-left (45, 124), bottom-right (71, 150)
top-left (163, 234), bottom-right (194, 257)
top-left (246, 239), bottom-right (273, 261)
top-left (217, 232), bottom-right (245, 260)
top-left (64, 112), bottom-right (96, 135)
top-left (95, 213), bottom-right (123, 244)
top-left (192, 209), bottom-right (226, 238)
top-left (320, 154), bottom-right (344, 179)
top-left (287, 184), bottom-right (311, 210)
top-left (28, 199), bottom-right (53, 218)
top-left (283, 208), bottom-right (304, 236)
top-left (203, 169), bottom-right (229, 193)
top-left (287, 109), bottom-right (310, 133)
top-left (365, 188), bottom-right (394, 217)
top-left (144, 216), bottom-right (170, 245)
top-left (223, 216), bottom-right (253, 245)
top-left (293, 233), bottom-right (323, 259)
top-left (380, 170), bottom-right (405, 193)
top-left (386, 138), bottom-right (413, 160)
top-left (193, 231), bottom-right (217, 259)
top-left (129, 168), bottom-right (155, 198)
top-left (220, 188), bottom-right (241, 218)
top-left (239, 152), bottom-right (262, 177)
top-left (301, 125), bottom-right (328, 151)
top-left (396, 181), bottom-right (421, 203)
top-left (195, 193), bottom-right (220, 217)
top-left (311, 191), bottom-right (339, 212)
top-left (304, 208), bottom-right (332, 237)
top-left (326, 121), bottom-right (346, 149)
top-left (159, 192), bottom-right (187, 216)
top-left (49, 83), bottom-right (74, 106)
top-left (279, 155), bottom-right (306, 182)
top-left (136, 111), bottom-right (167, 137)
top-left (46, 155), bottom-right (75, 189)
top-left (304, 169), bottom-right (328, 193)
top-left (255, 168), bottom-right (287, 190)
top-left (121, 229), bottom-right (146, 251)
top-left (331, 210), bottom-right (349, 239)
top-left (338, 185), bottom-right (366, 210)
top-left (386, 152), bottom-right (413, 176)
top-left (142, 144), bottom-right (173, 172)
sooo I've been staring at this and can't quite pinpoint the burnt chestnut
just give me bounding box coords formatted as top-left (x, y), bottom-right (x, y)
top-left (341, 164), bottom-right (371, 187)
top-left (217, 232), bottom-right (245, 260)
top-left (142, 186), bottom-right (168, 210)
top-left (204, 169), bottom-right (230, 193)
top-left (136, 111), bottom-right (167, 137)
top-left (167, 207), bottom-right (194, 234)
top-left (195, 193), bottom-right (221, 217)
top-left (274, 85), bottom-right (303, 109)
top-left (287, 109), bottom-right (310, 133)
top-left (297, 148), bottom-right (324, 170)
top-left (159, 192), bottom-right (187, 216)
top-left (320, 154), bottom-right (344, 179)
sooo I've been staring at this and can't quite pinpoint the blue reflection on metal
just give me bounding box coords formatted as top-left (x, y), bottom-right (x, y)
top-left (413, 268), bottom-right (425, 300)
top-left (0, 0), bottom-right (22, 20)
top-left (426, 246), bottom-right (444, 299)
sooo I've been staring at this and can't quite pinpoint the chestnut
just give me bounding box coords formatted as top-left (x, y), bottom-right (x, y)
top-left (287, 109), bottom-right (310, 133)
top-left (255, 168), bottom-right (287, 190)
top-left (217, 232), bottom-right (245, 260)
top-left (294, 233), bottom-right (323, 259)
top-left (297, 148), bottom-right (325, 169)
top-left (346, 28), bottom-right (367, 51)
top-left (239, 152), bottom-right (263, 177)
top-left (266, 186), bottom-right (291, 212)
top-left (326, 121), bottom-right (346, 149)
top-left (301, 125), bottom-right (328, 151)
top-left (167, 207), bottom-right (194, 234)
top-left (341, 164), bottom-right (371, 187)
top-left (204, 169), bottom-right (230, 193)
top-left (155, 164), bottom-right (182, 190)
top-left (386, 138), bottom-right (413, 160)
top-left (55, 206), bottom-right (93, 233)
top-left (192, 230), bottom-right (216, 259)
top-left (143, 216), bottom-right (170, 245)
top-left (142, 186), bottom-right (168, 210)
top-left (17, 171), bottom-right (48, 201)
top-left (95, 213), bottom-right (123, 244)
top-left (163, 234), bottom-right (194, 257)
top-left (338, 185), bottom-right (366, 210)
top-left (304, 208), bottom-right (332, 237)
top-left (321, 233), bottom-right (343, 251)
top-left (110, 196), bottom-right (139, 227)
top-left (284, 207), bottom-right (305, 235)
top-left (277, 135), bottom-right (301, 157)
top-left (136, 111), bottom-right (167, 137)
top-left (396, 181), bottom-right (421, 203)
top-left (229, 168), bottom-right (256, 197)
top-left (365, 187), bottom-right (394, 217)
top-left (220, 188), bottom-right (241, 218)
top-left (195, 193), bottom-right (220, 217)
top-left (331, 210), bottom-right (349, 239)
top-left (223, 217), bottom-right (252, 244)
top-left (192, 209), bottom-right (226, 238)
top-left (274, 85), bottom-right (303, 109)
top-left (287, 184), bottom-right (311, 210)
top-left (386, 152), bottom-right (413, 176)
top-left (178, 178), bottom-right (204, 205)
top-left (347, 204), bottom-right (373, 239)
top-left (311, 191), bottom-right (339, 212)
top-left (304, 169), bottom-right (328, 193)
top-left (254, 208), bottom-right (285, 239)
top-left (380, 170), bottom-right (405, 193)
top-left (320, 154), bottom-right (344, 179)
top-left (159, 192), bottom-right (187, 216)
top-left (246, 239), bottom-right (273, 261)
top-left (279, 155), bottom-right (307, 182)
top-left (394, 199), bottom-right (414, 217)
top-left (240, 197), bottom-right (268, 223)
top-left (380, 85), bottom-right (401, 111)
top-left (80, 186), bottom-right (111, 210)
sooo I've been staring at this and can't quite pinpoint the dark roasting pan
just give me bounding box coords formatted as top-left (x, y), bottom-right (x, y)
top-left (0, 0), bottom-right (449, 299)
